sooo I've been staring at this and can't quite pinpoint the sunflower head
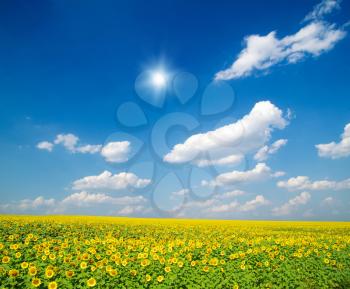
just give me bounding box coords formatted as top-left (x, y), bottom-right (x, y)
top-left (87, 278), bottom-right (97, 287)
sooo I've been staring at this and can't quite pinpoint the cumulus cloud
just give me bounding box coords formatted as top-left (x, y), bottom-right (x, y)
top-left (170, 188), bottom-right (190, 200)
top-left (72, 171), bottom-right (151, 191)
top-left (37, 141), bottom-right (54, 152)
top-left (205, 195), bottom-right (269, 213)
top-left (254, 139), bottom-right (288, 161)
top-left (207, 201), bottom-right (239, 213)
top-left (117, 205), bottom-right (146, 216)
top-left (217, 190), bottom-right (246, 199)
top-left (100, 141), bottom-right (131, 163)
top-left (272, 192), bottom-right (311, 216)
top-left (54, 133), bottom-right (79, 151)
top-left (240, 195), bottom-right (270, 212)
top-left (194, 154), bottom-right (244, 168)
top-left (203, 163), bottom-right (284, 187)
top-left (0, 192), bottom-right (147, 215)
top-left (164, 101), bottom-right (288, 166)
top-left (215, 0), bottom-right (346, 80)
top-left (0, 196), bottom-right (55, 213)
top-left (61, 191), bottom-right (146, 207)
top-left (277, 175), bottom-right (350, 191)
top-left (304, 0), bottom-right (341, 22)
top-left (316, 123), bottom-right (350, 159)
top-left (37, 133), bottom-right (102, 154)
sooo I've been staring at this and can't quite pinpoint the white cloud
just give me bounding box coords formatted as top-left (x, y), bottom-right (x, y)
top-left (254, 139), bottom-right (288, 161)
top-left (272, 192), bottom-right (311, 216)
top-left (277, 175), bottom-right (350, 191)
top-left (100, 141), bottom-right (131, 163)
top-left (215, 0), bottom-right (346, 80)
top-left (61, 191), bottom-right (146, 207)
top-left (72, 171), bottom-right (151, 191)
top-left (117, 205), bottom-right (146, 216)
top-left (203, 163), bottom-right (284, 187)
top-left (0, 196), bottom-right (56, 213)
top-left (170, 188), bottom-right (190, 199)
top-left (54, 133), bottom-right (79, 151)
top-left (316, 123), bottom-right (350, 159)
top-left (304, 0), bottom-right (341, 22)
top-left (75, 144), bottom-right (102, 154)
top-left (207, 201), bottom-right (239, 213)
top-left (37, 133), bottom-right (102, 154)
top-left (0, 192), bottom-right (147, 215)
top-left (240, 195), bottom-right (270, 212)
top-left (194, 154), bottom-right (244, 167)
top-left (37, 141), bottom-right (54, 152)
top-left (196, 190), bottom-right (270, 213)
top-left (164, 101), bottom-right (288, 166)
top-left (217, 190), bottom-right (246, 199)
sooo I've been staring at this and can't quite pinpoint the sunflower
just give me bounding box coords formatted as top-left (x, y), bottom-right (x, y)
top-left (80, 261), bottom-right (87, 269)
top-left (48, 281), bottom-right (58, 289)
top-left (157, 275), bottom-right (164, 283)
top-left (109, 269), bottom-right (117, 277)
top-left (65, 270), bottom-right (74, 278)
top-left (145, 274), bottom-right (152, 282)
top-left (2, 256), bottom-right (10, 264)
top-left (45, 269), bottom-right (55, 278)
top-left (8, 269), bottom-right (19, 277)
top-left (164, 266), bottom-right (171, 273)
top-left (28, 266), bottom-right (37, 276)
top-left (87, 278), bottom-right (97, 287)
top-left (32, 278), bottom-right (41, 287)
top-left (21, 262), bottom-right (29, 269)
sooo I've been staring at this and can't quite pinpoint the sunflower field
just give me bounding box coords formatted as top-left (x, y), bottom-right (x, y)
top-left (0, 216), bottom-right (349, 289)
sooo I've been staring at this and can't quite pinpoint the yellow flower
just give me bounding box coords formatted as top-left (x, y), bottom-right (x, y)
top-left (145, 274), bottom-right (152, 282)
top-left (203, 266), bottom-right (209, 272)
top-left (109, 269), bottom-right (117, 277)
top-left (9, 269), bottom-right (19, 278)
top-left (324, 258), bottom-right (330, 264)
top-left (48, 281), bottom-right (58, 289)
top-left (80, 261), bottom-right (88, 269)
top-left (15, 252), bottom-right (22, 258)
top-left (209, 258), bottom-right (219, 266)
top-left (240, 264), bottom-right (246, 270)
top-left (164, 266), bottom-right (171, 273)
top-left (2, 256), bottom-right (10, 264)
top-left (130, 269), bottom-right (137, 276)
top-left (32, 278), bottom-right (41, 287)
top-left (157, 275), bottom-right (164, 283)
top-left (233, 284), bottom-right (239, 289)
top-left (45, 269), bottom-right (55, 278)
top-left (21, 261), bottom-right (29, 269)
top-left (65, 270), bottom-right (74, 278)
top-left (87, 278), bottom-right (97, 287)
top-left (29, 266), bottom-right (37, 276)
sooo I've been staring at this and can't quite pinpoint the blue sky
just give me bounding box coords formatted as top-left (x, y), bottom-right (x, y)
top-left (0, 0), bottom-right (349, 220)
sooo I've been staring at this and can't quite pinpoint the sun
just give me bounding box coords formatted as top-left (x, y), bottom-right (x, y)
top-left (151, 70), bottom-right (167, 88)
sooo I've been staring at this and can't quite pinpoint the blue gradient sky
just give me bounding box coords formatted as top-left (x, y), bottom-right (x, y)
top-left (0, 0), bottom-right (349, 219)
